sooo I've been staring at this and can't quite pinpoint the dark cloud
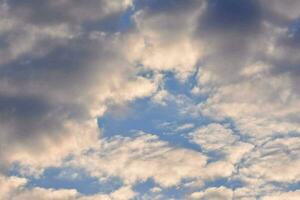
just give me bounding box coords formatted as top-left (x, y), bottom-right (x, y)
top-left (0, 95), bottom-right (62, 141)
top-left (0, 0), bottom-right (136, 169)
top-left (266, 24), bottom-right (300, 93)
top-left (0, 33), bottom-right (124, 149)
top-left (199, 0), bottom-right (262, 34)
top-left (6, 0), bottom-right (127, 26)
top-left (260, 0), bottom-right (300, 26)
top-left (135, 0), bottom-right (201, 14)
top-left (194, 0), bottom-right (263, 83)
top-left (193, 0), bottom-right (300, 86)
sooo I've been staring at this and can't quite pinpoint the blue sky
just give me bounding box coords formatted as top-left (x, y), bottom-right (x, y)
top-left (0, 0), bottom-right (300, 199)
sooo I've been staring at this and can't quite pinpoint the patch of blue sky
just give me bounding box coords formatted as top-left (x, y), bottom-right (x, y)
top-left (133, 179), bottom-right (156, 194)
top-left (98, 94), bottom-right (212, 152)
top-left (25, 167), bottom-right (123, 195)
top-left (287, 181), bottom-right (300, 191)
top-left (163, 69), bottom-right (208, 102)
top-left (137, 65), bottom-right (206, 101)
top-left (205, 151), bottom-right (226, 164)
top-left (203, 177), bottom-right (244, 190)
top-left (264, 181), bottom-right (300, 192)
top-left (288, 18), bottom-right (300, 37)
top-left (153, 185), bottom-right (189, 200)
top-left (98, 71), bottom-right (252, 154)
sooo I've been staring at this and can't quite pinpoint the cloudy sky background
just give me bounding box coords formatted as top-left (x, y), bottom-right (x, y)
top-left (0, 0), bottom-right (300, 199)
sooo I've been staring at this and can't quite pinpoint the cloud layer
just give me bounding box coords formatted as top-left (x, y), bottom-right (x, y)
top-left (0, 0), bottom-right (299, 199)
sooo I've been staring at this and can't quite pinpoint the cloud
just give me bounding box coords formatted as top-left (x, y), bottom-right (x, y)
top-left (0, 175), bottom-right (27, 200)
top-left (175, 123), bottom-right (195, 132)
top-left (0, 0), bottom-right (158, 174)
top-left (262, 190), bottom-right (300, 200)
top-left (123, 0), bottom-right (300, 139)
top-left (229, 136), bottom-right (300, 199)
top-left (123, 0), bottom-right (203, 80)
top-left (240, 136), bottom-right (300, 183)
top-left (190, 123), bottom-right (254, 165)
top-left (198, 73), bottom-right (300, 136)
top-left (0, 32), bottom-right (158, 173)
top-left (63, 132), bottom-right (240, 189)
top-left (66, 133), bottom-right (208, 187)
top-left (5, 0), bottom-right (132, 26)
top-left (190, 123), bottom-right (237, 151)
top-left (189, 186), bottom-right (233, 200)
top-left (77, 186), bottom-right (136, 200)
top-left (10, 187), bottom-right (78, 200)
top-left (0, 174), bottom-right (135, 200)
top-left (191, 0), bottom-right (300, 137)
top-left (0, 0), bottom-right (300, 198)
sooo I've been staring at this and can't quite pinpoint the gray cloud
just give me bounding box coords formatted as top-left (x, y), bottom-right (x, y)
top-left (0, 0), bottom-right (159, 173)
top-left (0, 0), bottom-right (299, 198)
top-left (193, 0), bottom-right (300, 87)
top-left (5, 0), bottom-right (130, 26)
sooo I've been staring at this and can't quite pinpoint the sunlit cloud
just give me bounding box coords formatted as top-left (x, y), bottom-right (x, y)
top-left (0, 0), bottom-right (299, 199)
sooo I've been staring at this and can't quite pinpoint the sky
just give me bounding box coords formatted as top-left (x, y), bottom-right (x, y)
top-left (0, 0), bottom-right (300, 199)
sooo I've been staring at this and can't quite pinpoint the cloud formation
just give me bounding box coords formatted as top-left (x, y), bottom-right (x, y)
top-left (0, 0), bottom-right (299, 199)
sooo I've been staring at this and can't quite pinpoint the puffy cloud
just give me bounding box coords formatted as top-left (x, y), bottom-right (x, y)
top-left (66, 133), bottom-right (208, 187)
top-left (120, 0), bottom-right (300, 139)
top-left (230, 136), bottom-right (300, 199)
top-left (0, 0), bottom-right (158, 175)
top-left (198, 73), bottom-right (300, 136)
top-left (5, 0), bottom-right (132, 26)
top-left (0, 32), bottom-right (158, 173)
top-left (0, 175), bottom-right (79, 200)
top-left (189, 186), bottom-right (233, 200)
top-left (77, 186), bottom-right (136, 200)
top-left (193, 0), bottom-right (300, 137)
top-left (0, 174), bottom-right (135, 200)
top-left (190, 123), bottom-right (254, 165)
top-left (123, 0), bottom-right (203, 80)
top-left (240, 136), bottom-right (300, 183)
top-left (108, 186), bottom-right (136, 200)
top-left (10, 188), bottom-right (78, 200)
top-left (0, 175), bottom-right (27, 200)
top-left (262, 190), bottom-right (300, 200)
top-left (261, 0), bottom-right (300, 24)
top-left (1, 0), bottom-right (300, 198)
top-left (190, 123), bottom-right (237, 151)
top-left (63, 133), bottom-right (239, 189)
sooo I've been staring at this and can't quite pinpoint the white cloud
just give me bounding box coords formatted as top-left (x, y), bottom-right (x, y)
top-left (190, 123), bottom-right (237, 151)
top-left (189, 186), bottom-right (233, 200)
top-left (240, 136), bottom-right (300, 183)
top-left (262, 190), bottom-right (300, 200)
top-left (1, 0), bottom-right (300, 198)
top-left (124, 3), bottom-right (202, 80)
top-left (78, 186), bottom-right (136, 200)
top-left (67, 133), bottom-right (208, 187)
top-left (0, 174), bottom-right (135, 200)
top-left (175, 123), bottom-right (195, 132)
top-left (0, 175), bottom-right (27, 200)
top-left (11, 187), bottom-right (78, 200)
top-left (0, 3), bottom-right (160, 174)
top-left (190, 123), bottom-right (254, 165)
top-left (64, 132), bottom-right (239, 189)
top-left (198, 73), bottom-right (300, 137)
top-left (151, 89), bottom-right (169, 106)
